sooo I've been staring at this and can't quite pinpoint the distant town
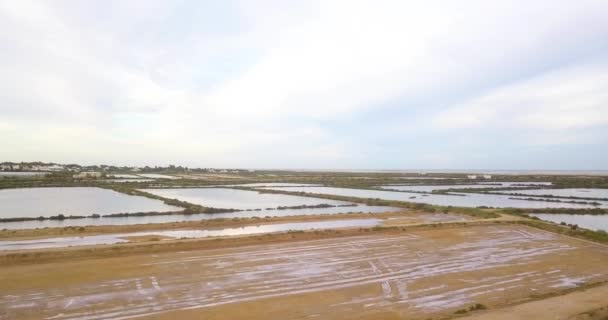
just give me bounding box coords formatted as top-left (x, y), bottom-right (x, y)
top-left (0, 161), bottom-right (250, 175)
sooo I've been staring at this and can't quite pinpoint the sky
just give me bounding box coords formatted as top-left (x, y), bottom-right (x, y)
top-left (1, 0), bottom-right (607, 170)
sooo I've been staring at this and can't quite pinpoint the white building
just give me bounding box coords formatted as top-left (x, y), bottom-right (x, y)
top-left (467, 175), bottom-right (477, 179)
top-left (483, 174), bottom-right (492, 179)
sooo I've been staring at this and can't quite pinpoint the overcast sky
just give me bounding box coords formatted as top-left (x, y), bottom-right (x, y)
top-left (1, 0), bottom-right (607, 169)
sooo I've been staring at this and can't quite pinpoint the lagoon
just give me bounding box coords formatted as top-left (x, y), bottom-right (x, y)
top-left (259, 186), bottom-right (608, 209)
top-left (492, 188), bottom-right (608, 199)
top-left (0, 205), bottom-right (397, 229)
top-left (0, 187), bottom-right (180, 219)
top-left (380, 182), bottom-right (552, 192)
top-left (142, 188), bottom-right (351, 210)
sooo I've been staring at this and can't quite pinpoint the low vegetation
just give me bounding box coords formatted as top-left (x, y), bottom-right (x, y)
top-left (508, 197), bottom-right (602, 206)
top-left (506, 207), bottom-right (608, 215)
top-left (517, 220), bottom-right (608, 244)
top-left (254, 187), bottom-right (500, 219)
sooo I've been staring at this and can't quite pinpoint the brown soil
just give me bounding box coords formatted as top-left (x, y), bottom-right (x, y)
top-left (461, 284), bottom-right (608, 320)
top-left (120, 235), bottom-right (174, 243)
top-left (0, 220), bottom-right (515, 266)
top-left (3, 224), bottom-right (608, 320)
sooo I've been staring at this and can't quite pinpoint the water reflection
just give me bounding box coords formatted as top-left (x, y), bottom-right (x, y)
top-left (259, 186), bottom-right (608, 209)
top-left (0, 219), bottom-right (381, 250)
top-left (0, 205), bottom-right (397, 229)
top-left (142, 188), bottom-right (351, 210)
top-left (0, 172), bottom-right (48, 177)
top-left (0, 187), bottom-right (180, 219)
top-left (381, 182), bottom-right (551, 192)
top-left (492, 188), bottom-right (608, 199)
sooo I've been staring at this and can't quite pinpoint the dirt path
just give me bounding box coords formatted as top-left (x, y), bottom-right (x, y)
top-left (463, 284), bottom-right (608, 320)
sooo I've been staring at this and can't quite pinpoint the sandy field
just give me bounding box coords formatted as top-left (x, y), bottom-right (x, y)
top-left (467, 283), bottom-right (608, 320)
top-left (2, 224), bottom-right (608, 320)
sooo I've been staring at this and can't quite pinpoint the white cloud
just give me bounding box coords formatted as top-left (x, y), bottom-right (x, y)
top-left (1, 0), bottom-right (608, 167)
top-left (433, 63), bottom-right (608, 131)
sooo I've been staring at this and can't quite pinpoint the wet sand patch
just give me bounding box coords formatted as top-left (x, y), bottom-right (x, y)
top-left (2, 224), bottom-right (608, 319)
top-left (121, 235), bottom-right (175, 243)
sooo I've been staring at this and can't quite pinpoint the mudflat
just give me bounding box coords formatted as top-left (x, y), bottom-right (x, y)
top-left (2, 224), bottom-right (608, 320)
